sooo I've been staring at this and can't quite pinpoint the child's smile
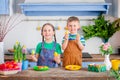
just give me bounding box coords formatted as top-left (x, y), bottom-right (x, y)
top-left (42, 25), bottom-right (55, 41)
top-left (67, 21), bottom-right (80, 34)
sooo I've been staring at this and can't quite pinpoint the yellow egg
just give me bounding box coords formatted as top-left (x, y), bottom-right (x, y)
top-left (44, 66), bottom-right (48, 69)
top-left (64, 26), bottom-right (68, 30)
top-left (31, 50), bottom-right (35, 55)
top-left (54, 52), bottom-right (58, 56)
top-left (58, 26), bottom-right (61, 30)
top-left (65, 30), bottom-right (69, 34)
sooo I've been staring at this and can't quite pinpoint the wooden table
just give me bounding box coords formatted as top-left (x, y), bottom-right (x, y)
top-left (2, 54), bottom-right (119, 80)
top-left (4, 54), bottom-right (120, 62)
top-left (0, 68), bottom-right (115, 80)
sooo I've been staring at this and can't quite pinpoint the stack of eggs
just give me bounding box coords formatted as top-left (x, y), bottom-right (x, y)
top-left (88, 63), bottom-right (106, 72)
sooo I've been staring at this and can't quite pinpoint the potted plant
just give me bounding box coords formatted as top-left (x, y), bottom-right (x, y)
top-left (22, 45), bottom-right (29, 70)
top-left (13, 41), bottom-right (28, 70)
top-left (82, 14), bottom-right (120, 43)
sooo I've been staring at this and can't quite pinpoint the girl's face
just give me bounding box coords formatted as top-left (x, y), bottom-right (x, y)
top-left (67, 21), bottom-right (80, 34)
top-left (42, 25), bottom-right (55, 41)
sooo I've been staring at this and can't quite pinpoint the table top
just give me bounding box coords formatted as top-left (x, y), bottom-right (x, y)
top-left (2, 54), bottom-right (119, 80)
top-left (4, 54), bottom-right (120, 62)
top-left (0, 68), bottom-right (115, 80)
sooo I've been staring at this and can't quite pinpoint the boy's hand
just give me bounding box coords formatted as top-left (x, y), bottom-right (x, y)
top-left (64, 34), bottom-right (69, 40)
top-left (64, 30), bottom-right (69, 40)
top-left (76, 34), bottom-right (80, 43)
top-left (76, 34), bottom-right (84, 50)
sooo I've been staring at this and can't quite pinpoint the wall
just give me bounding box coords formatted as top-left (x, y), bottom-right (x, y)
top-left (113, 0), bottom-right (120, 18)
top-left (118, 0), bottom-right (120, 18)
top-left (105, 0), bottom-right (120, 18)
top-left (25, 0), bottom-right (105, 3)
top-left (3, 0), bottom-right (120, 54)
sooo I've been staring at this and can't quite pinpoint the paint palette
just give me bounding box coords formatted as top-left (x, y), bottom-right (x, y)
top-left (33, 66), bottom-right (49, 71)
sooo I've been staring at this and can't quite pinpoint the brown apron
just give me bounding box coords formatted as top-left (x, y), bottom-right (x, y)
top-left (63, 40), bottom-right (82, 67)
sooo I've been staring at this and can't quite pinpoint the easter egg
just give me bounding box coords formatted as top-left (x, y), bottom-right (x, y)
top-left (31, 50), bottom-right (35, 55)
top-left (65, 30), bottom-right (69, 34)
top-left (54, 52), bottom-right (58, 57)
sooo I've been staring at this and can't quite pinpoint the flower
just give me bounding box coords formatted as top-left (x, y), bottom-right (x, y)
top-left (22, 45), bottom-right (27, 61)
top-left (13, 41), bottom-right (27, 62)
top-left (99, 43), bottom-right (113, 55)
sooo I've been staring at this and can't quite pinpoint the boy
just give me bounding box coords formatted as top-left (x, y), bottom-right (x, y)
top-left (62, 16), bottom-right (85, 67)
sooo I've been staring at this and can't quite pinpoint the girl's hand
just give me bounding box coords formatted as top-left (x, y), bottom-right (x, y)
top-left (54, 55), bottom-right (61, 64)
top-left (30, 55), bottom-right (38, 62)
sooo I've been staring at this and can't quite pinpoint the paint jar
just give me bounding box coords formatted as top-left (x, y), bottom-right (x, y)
top-left (111, 59), bottom-right (120, 70)
top-left (22, 60), bottom-right (29, 70)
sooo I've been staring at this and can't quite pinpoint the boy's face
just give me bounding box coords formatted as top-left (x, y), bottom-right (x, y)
top-left (67, 21), bottom-right (80, 34)
top-left (42, 25), bottom-right (55, 40)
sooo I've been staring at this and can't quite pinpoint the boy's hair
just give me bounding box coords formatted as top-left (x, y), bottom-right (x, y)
top-left (41, 23), bottom-right (57, 42)
top-left (67, 16), bottom-right (80, 24)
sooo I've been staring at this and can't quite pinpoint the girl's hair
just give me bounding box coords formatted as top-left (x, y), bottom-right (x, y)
top-left (67, 16), bottom-right (80, 25)
top-left (41, 23), bottom-right (57, 42)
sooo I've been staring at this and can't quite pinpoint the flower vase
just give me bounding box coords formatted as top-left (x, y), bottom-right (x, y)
top-left (104, 54), bottom-right (112, 71)
top-left (0, 42), bottom-right (4, 64)
top-left (102, 38), bottom-right (109, 43)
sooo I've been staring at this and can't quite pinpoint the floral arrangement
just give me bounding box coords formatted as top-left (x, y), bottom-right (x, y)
top-left (0, 14), bottom-right (23, 42)
top-left (13, 41), bottom-right (27, 62)
top-left (99, 43), bottom-right (113, 55)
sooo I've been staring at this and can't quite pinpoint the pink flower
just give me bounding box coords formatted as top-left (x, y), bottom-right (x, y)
top-left (103, 45), bottom-right (108, 51)
top-left (103, 43), bottom-right (111, 51)
top-left (99, 42), bottom-right (113, 55)
top-left (22, 49), bottom-right (26, 54)
top-left (106, 43), bottom-right (110, 47)
top-left (22, 45), bottom-right (27, 54)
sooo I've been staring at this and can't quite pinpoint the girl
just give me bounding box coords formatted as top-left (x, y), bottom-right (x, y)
top-left (31, 23), bottom-right (62, 68)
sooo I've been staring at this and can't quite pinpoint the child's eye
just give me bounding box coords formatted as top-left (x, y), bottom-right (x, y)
top-left (69, 25), bottom-right (72, 27)
top-left (74, 25), bottom-right (76, 27)
top-left (43, 30), bottom-right (47, 32)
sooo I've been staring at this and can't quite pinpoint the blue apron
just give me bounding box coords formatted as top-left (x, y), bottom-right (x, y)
top-left (37, 42), bottom-right (57, 68)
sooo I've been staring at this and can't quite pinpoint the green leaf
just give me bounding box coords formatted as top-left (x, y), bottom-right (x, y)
top-left (110, 69), bottom-right (120, 80)
top-left (82, 14), bottom-right (120, 40)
